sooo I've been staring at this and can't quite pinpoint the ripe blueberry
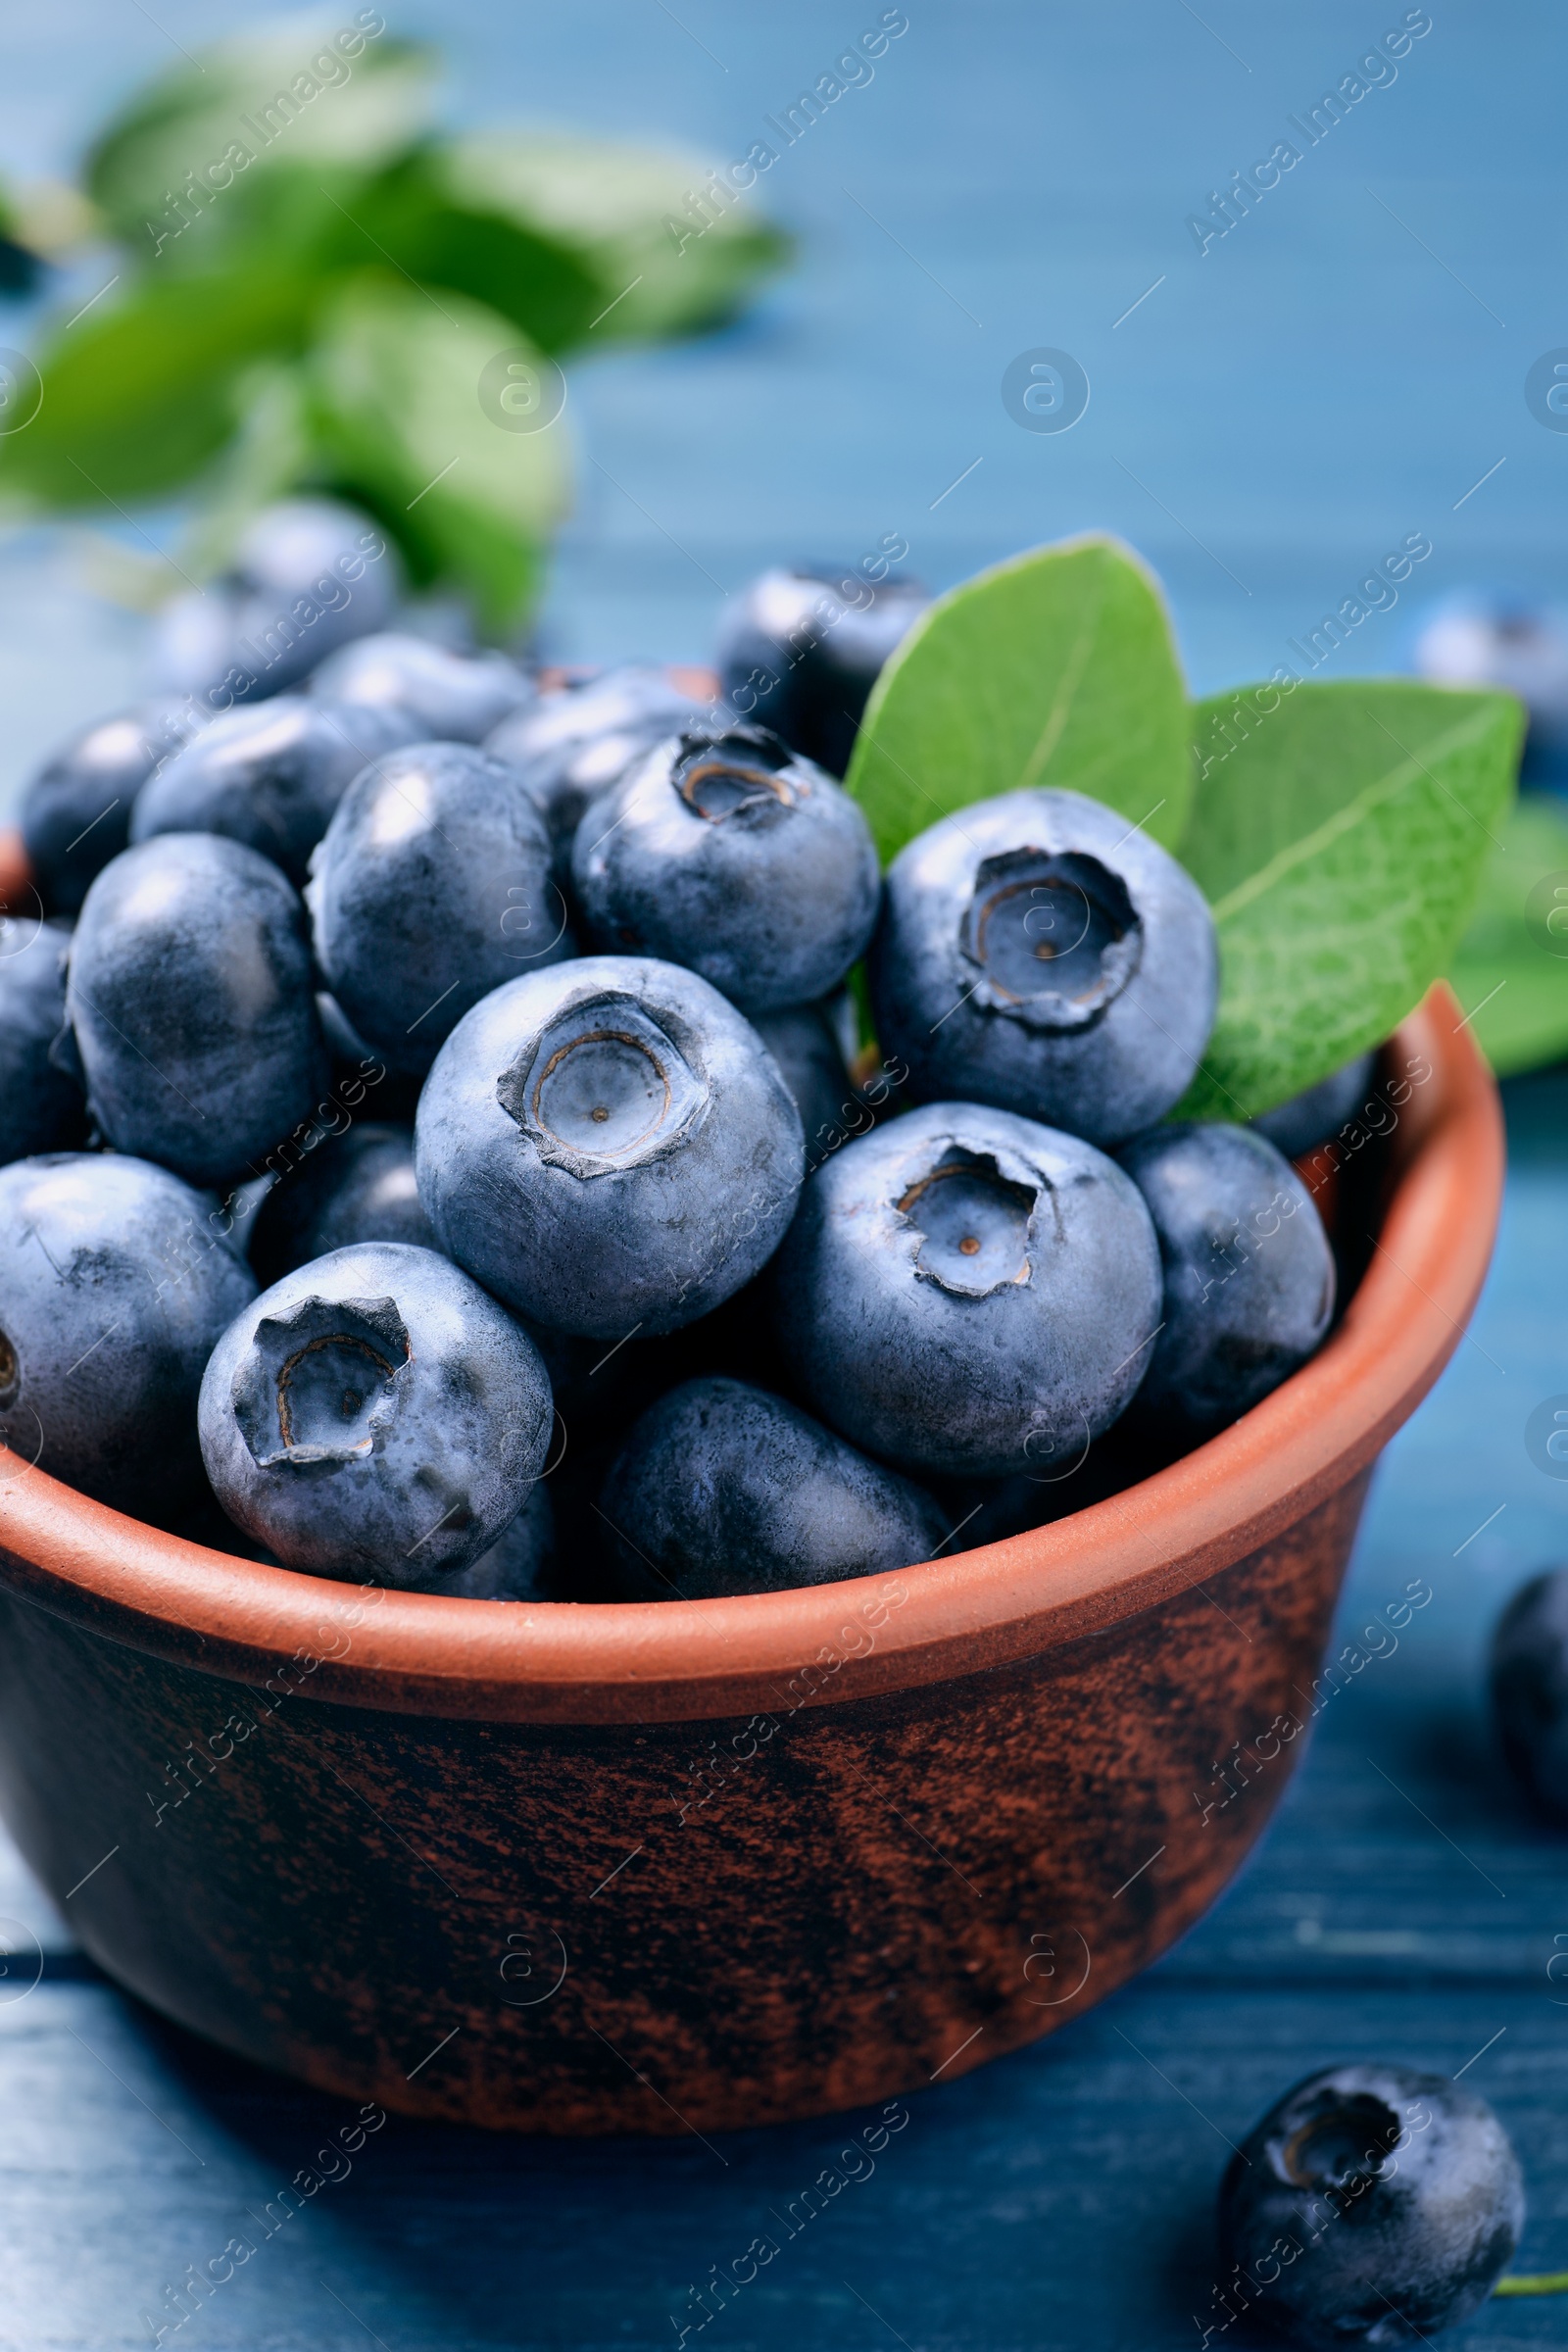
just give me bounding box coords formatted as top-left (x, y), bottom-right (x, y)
top-left (490, 665), bottom-right (711, 766)
top-left (600, 1375), bottom-right (949, 1598)
top-left (1218, 2063), bottom-right (1524, 2347)
top-left (415, 955), bottom-right (804, 1340)
top-left (129, 695), bottom-right (419, 885)
top-left (1490, 1566), bottom-right (1568, 1815)
top-left (309, 631), bottom-right (534, 742)
top-left (199, 1241), bottom-right (552, 1584)
top-left (772, 1100), bottom-right (1161, 1478)
top-left (572, 723), bottom-right (881, 1014)
top-left (716, 564), bottom-right (929, 773)
top-left (406, 1482), bottom-right (558, 1601)
top-left (869, 787), bottom-right (1218, 1147)
top-left (21, 699), bottom-right (198, 913)
top-left (67, 834), bottom-right (327, 1188)
top-left (0, 1152), bottom-right (256, 1513)
top-left (1253, 1053), bottom-right (1379, 1161)
top-left (307, 741), bottom-right (572, 1076)
top-left (249, 1122), bottom-right (434, 1290)
top-left (1118, 1123), bottom-right (1335, 1441)
top-left (156, 498), bottom-right (399, 705)
top-left (0, 920), bottom-right (85, 1164)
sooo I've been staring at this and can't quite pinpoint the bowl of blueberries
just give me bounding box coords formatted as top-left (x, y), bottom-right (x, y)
top-left (0, 505), bottom-right (1504, 2133)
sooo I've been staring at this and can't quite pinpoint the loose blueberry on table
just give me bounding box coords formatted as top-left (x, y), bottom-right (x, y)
top-left (1218, 2064), bottom-right (1524, 2346)
top-left (0, 515), bottom-right (1458, 1617)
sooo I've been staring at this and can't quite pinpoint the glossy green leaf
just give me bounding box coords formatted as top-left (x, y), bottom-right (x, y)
top-left (0, 270), bottom-right (315, 507)
top-left (1177, 679), bottom-right (1521, 1120)
top-left (846, 535), bottom-right (1192, 865)
top-left (1447, 795), bottom-right (1568, 1076)
top-left (85, 13), bottom-right (437, 246)
top-left (305, 274), bottom-right (570, 633)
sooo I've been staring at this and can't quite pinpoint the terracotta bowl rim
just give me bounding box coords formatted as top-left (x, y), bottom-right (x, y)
top-left (0, 974), bottom-right (1502, 1728)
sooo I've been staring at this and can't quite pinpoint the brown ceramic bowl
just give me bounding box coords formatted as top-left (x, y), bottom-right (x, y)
top-left (0, 849), bottom-right (1501, 2132)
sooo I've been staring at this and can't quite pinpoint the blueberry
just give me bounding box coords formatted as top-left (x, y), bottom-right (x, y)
top-left (0, 1152), bottom-right (256, 1512)
top-left (199, 1241), bottom-right (552, 1584)
top-left (716, 564), bottom-right (929, 774)
top-left (750, 1003), bottom-right (856, 1171)
top-left (869, 787), bottom-right (1218, 1148)
top-left (309, 631), bottom-right (534, 743)
top-left (129, 695), bottom-right (419, 885)
top-left (155, 499), bottom-right (400, 705)
top-left (1118, 1123), bottom-right (1335, 1441)
top-left (572, 723), bottom-right (881, 1014)
top-left (600, 1375), bottom-right (949, 1598)
top-left (307, 741), bottom-right (572, 1077)
top-left (1253, 1053), bottom-right (1379, 1161)
top-left (67, 834), bottom-right (327, 1188)
top-left (21, 699), bottom-right (198, 913)
top-left (1218, 2063), bottom-right (1524, 2347)
top-left (490, 665), bottom-right (711, 765)
top-left (415, 955), bottom-right (805, 1339)
top-left (406, 1482), bottom-right (558, 1601)
top-left (772, 1101), bottom-right (1160, 1477)
top-left (249, 1122), bottom-right (435, 1290)
top-left (0, 919), bottom-right (85, 1163)
top-left (1490, 1566), bottom-right (1568, 1815)
top-left (494, 722), bottom-right (681, 885)
top-left (1413, 589), bottom-right (1568, 781)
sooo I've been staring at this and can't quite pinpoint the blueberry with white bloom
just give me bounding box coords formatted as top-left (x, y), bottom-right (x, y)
top-left (199, 1242), bottom-right (552, 1584)
top-left (716, 563), bottom-right (929, 773)
top-left (67, 834), bottom-right (326, 1188)
top-left (416, 956), bottom-right (804, 1340)
top-left (572, 723), bottom-right (881, 1014)
top-left (22, 699), bottom-right (198, 912)
top-left (310, 631), bottom-right (534, 743)
top-left (773, 1101), bottom-right (1161, 1478)
top-left (1219, 2064), bottom-right (1524, 2348)
top-left (491, 665), bottom-right (710, 766)
top-left (1252, 1052), bottom-right (1378, 1160)
top-left (0, 1152), bottom-right (255, 1512)
top-left (600, 1376), bottom-right (949, 1598)
top-left (308, 741), bottom-right (572, 1076)
top-left (869, 787), bottom-right (1218, 1148)
top-left (1118, 1123), bottom-right (1335, 1441)
top-left (250, 1122), bottom-right (435, 1289)
top-left (0, 919), bottom-right (85, 1164)
top-left (130, 695), bottom-right (419, 884)
top-left (155, 498), bottom-right (400, 705)
top-left (405, 1483), bottom-right (558, 1601)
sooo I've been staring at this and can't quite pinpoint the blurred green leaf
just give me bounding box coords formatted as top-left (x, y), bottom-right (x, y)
top-left (85, 11), bottom-right (437, 246)
top-left (421, 132), bottom-right (791, 346)
top-left (847, 534), bottom-right (1193, 865)
top-left (1178, 680), bottom-right (1521, 1119)
top-left (0, 269), bottom-right (315, 506)
top-left (1447, 795), bottom-right (1568, 1075)
top-left (305, 273), bottom-right (570, 632)
top-left (177, 361), bottom-right (315, 577)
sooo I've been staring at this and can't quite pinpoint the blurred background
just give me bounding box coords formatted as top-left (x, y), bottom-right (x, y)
top-left (1, 0), bottom-right (1563, 782)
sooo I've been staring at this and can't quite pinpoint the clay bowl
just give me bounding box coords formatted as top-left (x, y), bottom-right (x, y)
top-left (0, 923), bottom-right (1501, 2133)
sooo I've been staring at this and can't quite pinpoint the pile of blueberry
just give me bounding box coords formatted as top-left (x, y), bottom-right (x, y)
top-left (0, 502), bottom-right (1348, 1604)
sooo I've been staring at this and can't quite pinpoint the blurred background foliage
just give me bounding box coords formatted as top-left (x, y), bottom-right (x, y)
top-left (0, 11), bottom-right (787, 632)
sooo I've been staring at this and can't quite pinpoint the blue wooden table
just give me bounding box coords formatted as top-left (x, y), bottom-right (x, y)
top-left (0, 5), bottom-right (1565, 2344)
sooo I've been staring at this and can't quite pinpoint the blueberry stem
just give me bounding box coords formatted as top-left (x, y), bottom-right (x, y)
top-left (1494, 2274), bottom-right (1568, 2296)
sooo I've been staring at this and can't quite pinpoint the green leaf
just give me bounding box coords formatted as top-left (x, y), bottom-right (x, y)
top-left (845, 534), bottom-right (1192, 866)
top-left (1177, 679), bottom-right (1522, 1120)
top-left (304, 273), bottom-right (570, 634)
top-left (84, 13), bottom-right (437, 246)
top-left (0, 269), bottom-right (315, 507)
top-left (175, 360), bottom-right (315, 579)
top-left (1447, 796), bottom-right (1568, 1076)
top-left (413, 132), bottom-right (790, 348)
